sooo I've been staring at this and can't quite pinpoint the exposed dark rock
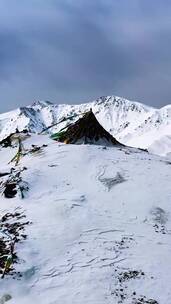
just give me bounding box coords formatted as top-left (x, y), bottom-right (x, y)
top-left (118, 270), bottom-right (145, 283)
top-left (4, 183), bottom-right (17, 198)
top-left (1, 168), bottom-right (29, 199)
top-left (0, 134), bottom-right (13, 148)
top-left (0, 211), bottom-right (30, 278)
top-left (0, 172), bottom-right (10, 178)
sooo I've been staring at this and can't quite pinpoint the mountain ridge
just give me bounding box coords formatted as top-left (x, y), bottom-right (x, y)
top-left (0, 95), bottom-right (171, 156)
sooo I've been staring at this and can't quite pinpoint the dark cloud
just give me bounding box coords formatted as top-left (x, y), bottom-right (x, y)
top-left (0, 0), bottom-right (171, 112)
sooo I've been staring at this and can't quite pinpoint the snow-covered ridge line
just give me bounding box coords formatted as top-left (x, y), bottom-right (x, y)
top-left (0, 95), bottom-right (171, 156)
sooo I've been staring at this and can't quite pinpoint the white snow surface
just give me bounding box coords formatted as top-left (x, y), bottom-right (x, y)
top-left (0, 134), bottom-right (171, 303)
top-left (0, 96), bottom-right (171, 156)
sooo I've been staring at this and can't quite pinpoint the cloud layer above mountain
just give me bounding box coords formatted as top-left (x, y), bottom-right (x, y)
top-left (0, 0), bottom-right (171, 112)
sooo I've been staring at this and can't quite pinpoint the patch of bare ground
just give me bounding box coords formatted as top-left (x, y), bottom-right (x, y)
top-left (0, 211), bottom-right (30, 278)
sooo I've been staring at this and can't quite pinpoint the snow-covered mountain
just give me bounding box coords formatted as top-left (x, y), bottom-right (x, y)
top-left (0, 134), bottom-right (171, 303)
top-left (0, 98), bottom-right (171, 303)
top-left (0, 96), bottom-right (171, 156)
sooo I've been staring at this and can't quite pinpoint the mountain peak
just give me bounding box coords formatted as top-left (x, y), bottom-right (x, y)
top-left (51, 109), bottom-right (122, 146)
top-left (31, 100), bottom-right (53, 108)
top-left (0, 95), bottom-right (170, 155)
top-left (94, 95), bottom-right (152, 113)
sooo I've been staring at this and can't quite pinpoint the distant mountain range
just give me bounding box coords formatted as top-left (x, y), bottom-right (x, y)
top-left (0, 96), bottom-right (171, 156)
top-left (0, 97), bottom-right (171, 303)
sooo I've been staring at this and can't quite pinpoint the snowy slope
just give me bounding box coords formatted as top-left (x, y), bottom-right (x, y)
top-left (0, 134), bottom-right (171, 303)
top-left (0, 96), bottom-right (171, 156)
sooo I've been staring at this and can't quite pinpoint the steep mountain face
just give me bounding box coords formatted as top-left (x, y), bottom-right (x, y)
top-left (0, 96), bottom-right (171, 155)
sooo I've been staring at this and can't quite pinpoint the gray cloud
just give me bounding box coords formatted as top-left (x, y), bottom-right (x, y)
top-left (0, 0), bottom-right (171, 112)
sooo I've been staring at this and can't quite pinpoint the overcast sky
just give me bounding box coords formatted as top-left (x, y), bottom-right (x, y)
top-left (0, 0), bottom-right (171, 113)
